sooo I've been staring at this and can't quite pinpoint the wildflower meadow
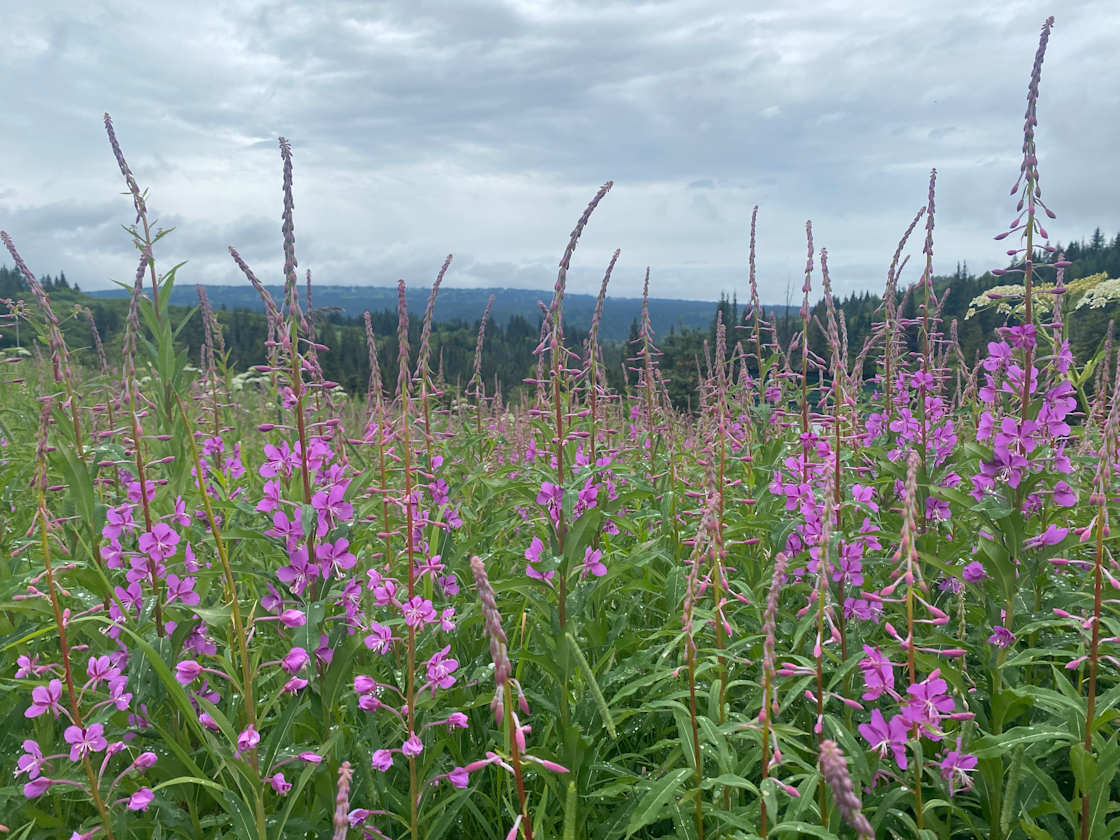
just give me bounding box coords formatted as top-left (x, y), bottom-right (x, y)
top-left (3, 14), bottom-right (1119, 840)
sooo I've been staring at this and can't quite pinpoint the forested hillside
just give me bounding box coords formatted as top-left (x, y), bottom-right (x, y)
top-left (2, 225), bottom-right (1118, 408)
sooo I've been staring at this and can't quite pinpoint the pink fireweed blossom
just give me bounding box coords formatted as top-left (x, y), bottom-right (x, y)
top-left (858, 646), bottom-right (896, 701)
top-left (962, 561), bottom-right (988, 583)
top-left (64, 723), bottom-right (108, 762)
top-left (267, 510), bottom-right (305, 552)
top-left (174, 660), bottom-right (203, 685)
top-left (525, 537), bottom-right (544, 564)
top-left (268, 773), bottom-right (291, 795)
top-left (15, 740), bottom-right (46, 779)
top-left (312, 482), bottom-right (353, 536)
top-left (902, 671), bottom-right (955, 740)
top-left (260, 441), bottom-right (300, 479)
top-left (371, 749), bottom-right (394, 771)
top-left (85, 655), bottom-right (117, 690)
top-left (276, 547), bottom-right (318, 597)
top-left (851, 484), bottom-right (878, 512)
top-left (536, 481), bottom-right (562, 526)
top-left (401, 733), bottom-right (424, 757)
top-left (257, 480), bottom-right (283, 513)
top-left (858, 708), bottom-right (909, 770)
top-left (988, 625), bottom-right (1016, 648)
top-left (138, 523), bottom-right (180, 562)
top-left (315, 538), bottom-right (357, 578)
top-left (237, 725), bottom-right (260, 754)
top-left (281, 647), bottom-right (310, 674)
top-left (364, 621), bottom-right (395, 654)
top-left (580, 546), bottom-right (606, 579)
top-left (401, 596), bottom-right (437, 627)
top-left (25, 679), bottom-right (63, 719)
top-left (524, 536), bottom-right (555, 585)
top-left (126, 787), bottom-right (155, 811)
top-left (940, 739), bottom-right (978, 795)
top-left (1025, 524), bottom-right (1068, 550)
top-left (14, 654), bottom-right (49, 679)
top-left (424, 646), bottom-right (459, 693)
top-left (102, 504), bottom-right (136, 540)
top-left (164, 574), bottom-right (200, 606)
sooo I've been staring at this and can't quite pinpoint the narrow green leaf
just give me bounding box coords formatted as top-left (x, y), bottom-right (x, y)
top-left (566, 631), bottom-right (617, 739)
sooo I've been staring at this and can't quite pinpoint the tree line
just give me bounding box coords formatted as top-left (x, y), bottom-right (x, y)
top-left (2, 226), bottom-right (1119, 409)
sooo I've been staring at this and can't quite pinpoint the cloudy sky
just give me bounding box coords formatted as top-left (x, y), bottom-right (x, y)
top-left (1, 0), bottom-right (1115, 304)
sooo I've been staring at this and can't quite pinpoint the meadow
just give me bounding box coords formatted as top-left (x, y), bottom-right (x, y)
top-left (3, 14), bottom-right (1118, 840)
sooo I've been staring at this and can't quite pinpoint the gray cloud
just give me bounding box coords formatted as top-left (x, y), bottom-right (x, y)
top-left (1, 0), bottom-right (1116, 305)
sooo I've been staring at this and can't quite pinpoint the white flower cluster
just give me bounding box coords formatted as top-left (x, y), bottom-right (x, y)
top-left (1074, 276), bottom-right (1120, 310)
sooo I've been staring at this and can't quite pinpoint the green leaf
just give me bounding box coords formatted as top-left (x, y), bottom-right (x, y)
top-left (566, 631), bottom-right (617, 739)
top-left (624, 767), bottom-right (692, 838)
top-left (152, 775), bottom-right (227, 794)
top-left (768, 821), bottom-right (839, 839)
top-left (971, 727), bottom-right (1074, 758)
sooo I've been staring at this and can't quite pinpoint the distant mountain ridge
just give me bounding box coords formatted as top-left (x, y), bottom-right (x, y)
top-left (88, 284), bottom-right (760, 343)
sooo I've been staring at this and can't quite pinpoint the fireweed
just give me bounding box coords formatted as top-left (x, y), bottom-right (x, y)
top-left (4, 14), bottom-right (1119, 840)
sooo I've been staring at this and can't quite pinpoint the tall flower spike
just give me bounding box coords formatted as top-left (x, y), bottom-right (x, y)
top-left (396, 280), bottom-right (411, 400)
top-left (2, 231), bottom-right (73, 386)
top-left (819, 740), bottom-right (874, 840)
top-left (416, 255), bottom-right (452, 382)
top-left (332, 761), bottom-right (353, 840)
top-left (748, 205), bottom-right (764, 367)
top-left (363, 311), bottom-right (383, 414)
top-left (103, 113), bottom-right (147, 224)
top-left (470, 555), bottom-right (512, 721)
top-left (587, 248), bottom-right (620, 362)
top-left (278, 137), bottom-right (300, 321)
top-left (470, 296), bottom-right (495, 402)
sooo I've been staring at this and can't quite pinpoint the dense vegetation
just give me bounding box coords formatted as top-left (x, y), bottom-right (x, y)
top-left (4, 225), bottom-right (1120, 413)
top-left (3, 15), bottom-right (1120, 840)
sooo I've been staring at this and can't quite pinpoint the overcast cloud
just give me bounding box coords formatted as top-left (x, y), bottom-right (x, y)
top-left (1, 0), bottom-right (1116, 304)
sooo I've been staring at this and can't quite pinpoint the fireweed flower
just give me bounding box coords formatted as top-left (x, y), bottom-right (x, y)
top-left (858, 708), bottom-right (909, 770)
top-left (15, 740), bottom-right (45, 779)
top-left (902, 671), bottom-right (955, 739)
top-left (402, 733), bottom-right (424, 757)
top-left (525, 536), bottom-right (554, 585)
top-left (257, 480), bottom-right (283, 513)
top-left (858, 646), bottom-right (896, 701)
top-left (25, 679), bottom-right (63, 718)
top-left (277, 547), bottom-right (317, 597)
top-left (424, 646), bottom-right (459, 692)
top-left (988, 625), bottom-right (1017, 648)
top-left (1053, 480), bottom-right (1077, 506)
top-left (316, 537), bottom-right (357, 577)
top-left (165, 573), bottom-right (200, 606)
top-left (536, 481), bottom-right (562, 526)
top-left (237, 725), bottom-right (260, 754)
top-left (138, 522), bottom-right (180, 561)
top-left (64, 724), bottom-right (108, 761)
top-left (127, 787), bottom-right (155, 810)
top-left (940, 739), bottom-right (978, 795)
top-left (282, 647), bottom-right (310, 674)
top-left (267, 510), bottom-right (306, 551)
top-left (175, 660), bottom-right (203, 685)
top-left (312, 482), bottom-right (353, 536)
top-left (268, 773), bottom-right (292, 795)
top-left (1025, 524), bottom-right (1068, 549)
top-left (580, 546), bottom-right (606, 578)
top-left (371, 749), bottom-right (393, 771)
top-left (260, 441), bottom-right (300, 479)
top-left (364, 621), bottom-right (394, 654)
top-left (962, 561), bottom-right (988, 583)
top-left (401, 596), bottom-right (436, 627)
